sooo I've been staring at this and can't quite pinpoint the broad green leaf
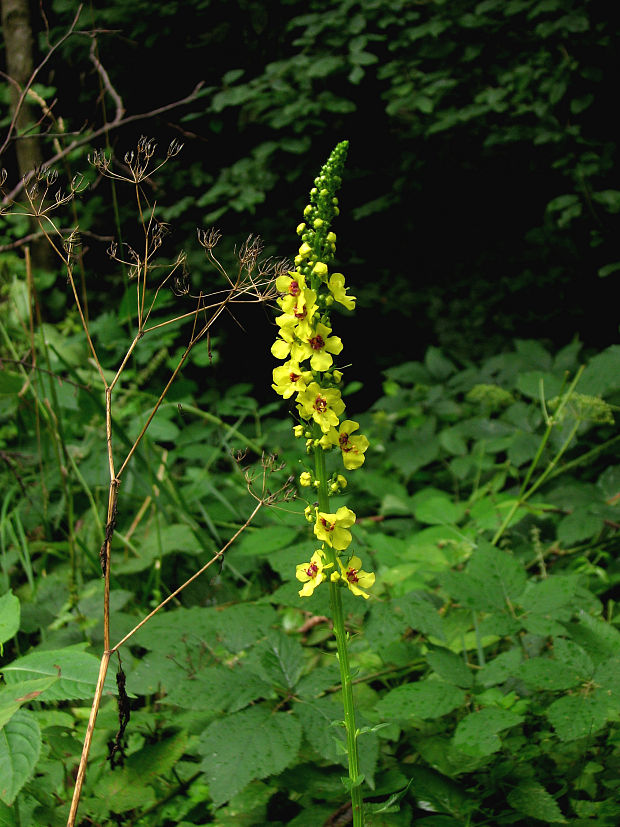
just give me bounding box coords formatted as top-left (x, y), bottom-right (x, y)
top-left (552, 638), bottom-right (593, 680)
top-left (0, 374), bottom-right (23, 395)
top-left (376, 681), bottom-right (465, 721)
top-left (163, 664), bottom-right (271, 714)
top-left (95, 731), bottom-right (188, 811)
top-left (0, 678), bottom-right (59, 729)
top-left (507, 781), bottom-right (566, 823)
top-left (198, 704), bottom-right (302, 807)
top-left (467, 543), bottom-right (527, 605)
top-left (570, 614), bottom-right (620, 666)
top-left (235, 525), bottom-right (299, 556)
top-left (557, 508), bottom-right (602, 545)
top-left (394, 593), bottom-right (446, 641)
top-left (425, 347), bottom-right (456, 380)
top-left (547, 694), bottom-right (609, 741)
top-left (408, 766), bottom-right (471, 820)
top-left (413, 494), bottom-right (466, 526)
top-left (519, 657), bottom-right (581, 691)
top-left (0, 592), bottom-right (19, 647)
top-left (477, 649), bottom-right (522, 688)
top-left (0, 710), bottom-right (41, 805)
top-left (2, 646), bottom-right (117, 701)
top-left (520, 575), bottom-right (580, 615)
top-left (246, 630), bottom-right (304, 690)
top-left (214, 604), bottom-right (277, 652)
top-left (426, 648), bottom-right (474, 689)
top-left (453, 708), bottom-right (523, 756)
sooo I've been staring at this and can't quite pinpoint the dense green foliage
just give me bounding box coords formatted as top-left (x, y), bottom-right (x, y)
top-left (1, 299), bottom-right (619, 822)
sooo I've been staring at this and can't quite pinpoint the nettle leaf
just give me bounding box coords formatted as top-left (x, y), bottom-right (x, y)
top-left (520, 575), bottom-right (580, 615)
top-left (507, 780), bottom-right (567, 823)
top-left (452, 708), bottom-right (524, 757)
top-left (519, 657), bottom-right (582, 691)
top-left (568, 611), bottom-right (620, 666)
top-left (557, 508), bottom-right (602, 545)
top-left (163, 664), bottom-right (272, 714)
top-left (394, 593), bottom-right (446, 641)
top-left (214, 604), bottom-right (277, 652)
top-left (0, 592), bottom-right (20, 648)
top-left (0, 710), bottom-right (41, 806)
top-left (477, 649), bottom-right (522, 688)
top-left (295, 664), bottom-right (340, 699)
top-left (426, 648), bottom-right (474, 689)
top-left (2, 645), bottom-right (116, 701)
top-left (408, 766), bottom-right (471, 821)
top-left (467, 543), bottom-right (527, 604)
top-left (552, 638), bottom-right (594, 680)
top-left (546, 694), bottom-right (609, 741)
top-left (376, 681), bottom-right (465, 722)
top-left (0, 677), bottom-right (59, 729)
top-left (198, 705), bottom-right (301, 807)
top-left (247, 630), bottom-right (304, 691)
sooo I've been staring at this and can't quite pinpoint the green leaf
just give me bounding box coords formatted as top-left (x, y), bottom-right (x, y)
top-left (546, 694), bottom-right (609, 741)
top-left (412, 491), bottom-right (466, 526)
top-left (426, 648), bottom-right (474, 689)
top-left (2, 645), bottom-right (117, 701)
top-left (478, 649), bottom-right (522, 688)
top-left (247, 630), bottom-right (304, 691)
top-left (0, 374), bottom-right (23, 395)
top-left (557, 508), bottom-right (601, 545)
top-left (395, 593), bottom-right (446, 642)
top-left (95, 731), bottom-right (188, 811)
top-left (0, 678), bottom-right (59, 729)
top-left (467, 543), bottom-right (527, 605)
top-left (520, 575), bottom-right (580, 615)
top-left (552, 638), bottom-right (593, 680)
top-left (0, 592), bottom-right (19, 647)
top-left (376, 681), bottom-right (465, 721)
top-left (519, 657), bottom-right (581, 691)
top-left (198, 705), bottom-right (301, 807)
top-left (0, 710), bottom-right (41, 805)
top-left (569, 612), bottom-right (620, 666)
top-left (507, 781), bottom-right (566, 822)
top-left (453, 707), bottom-right (523, 756)
top-left (236, 525), bottom-right (299, 556)
top-left (425, 347), bottom-right (456, 380)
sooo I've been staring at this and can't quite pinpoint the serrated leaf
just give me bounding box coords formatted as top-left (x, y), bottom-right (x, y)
top-left (215, 603), bottom-right (277, 652)
top-left (163, 664), bottom-right (271, 713)
top-left (0, 677), bottom-right (59, 729)
top-left (413, 495), bottom-right (466, 526)
top-left (247, 630), bottom-right (304, 690)
top-left (467, 543), bottom-right (527, 604)
top-left (395, 593), bottom-right (446, 641)
top-left (546, 694), bottom-right (609, 741)
top-left (553, 638), bottom-right (593, 680)
top-left (453, 708), bottom-right (523, 756)
top-left (236, 525), bottom-right (299, 556)
top-left (477, 649), bottom-right (522, 687)
top-left (426, 648), bottom-right (474, 688)
top-left (569, 611), bottom-right (620, 665)
top-left (507, 781), bottom-right (566, 822)
top-left (2, 646), bottom-right (117, 701)
top-left (0, 710), bottom-right (41, 805)
top-left (199, 705), bottom-right (301, 807)
top-left (520, 575), bottom-right (580, 615)
top-left (519, 657), bottom-right (581, 691)
top-left (376, 681), bottom-right (465, 721)
top-left (0, 592), bottom-right (20, 648)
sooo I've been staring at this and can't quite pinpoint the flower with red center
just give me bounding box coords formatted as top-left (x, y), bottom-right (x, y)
top-left (319, 420), bottom-right (369, 469)
top-left (296, 383), bottom-right (345, 432)
top-left (272, 361), bottom-right (311, 398)
top-left (295, 322), bottom-right (343, 371)
top-left (313, 506), bottom-right (356, 550)
top-left (274, 289), bottom-right (318, 337)
top-left (332, 555), bottom-right (375, 599)
top-left (295, 548), bottom-right (330, 597)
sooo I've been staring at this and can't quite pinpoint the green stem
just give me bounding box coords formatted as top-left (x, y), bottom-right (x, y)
top-left (313, 431), bottom-right (364, 826)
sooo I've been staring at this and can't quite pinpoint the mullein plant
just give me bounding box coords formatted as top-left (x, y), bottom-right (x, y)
top-left (272, 141), bottom-right (372, 825)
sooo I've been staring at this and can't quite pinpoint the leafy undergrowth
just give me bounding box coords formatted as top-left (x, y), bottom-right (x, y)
top-left (1, 335), bottom-right (620, 825)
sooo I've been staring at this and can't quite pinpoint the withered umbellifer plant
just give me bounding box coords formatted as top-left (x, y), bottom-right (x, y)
top-left (1, 137), bottom-right (295, 825)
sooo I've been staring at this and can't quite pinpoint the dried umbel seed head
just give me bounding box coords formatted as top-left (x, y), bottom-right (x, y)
top-left (89, 150), bottom-right (111, 172)
top-left (237, 234), bottom-right (263, 268)
top-left (197, 228), bottom-right (221, 251)
top-left (0, 168), bottom-right (7, 187)
top-left (167, 139), bottom-right (183, 158)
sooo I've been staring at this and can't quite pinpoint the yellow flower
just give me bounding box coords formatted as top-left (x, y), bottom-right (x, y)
top-left (272, 361), bottom-right (311, 398)
top-left (276, 271), bottom-right (307, 302)
top-left (299, 471), bottom-right (312, 487)
top-left (314, 506), bottom-right (356, 550)
top-left (296, 549), bottom-right (328, 596)
top-left (320, 420), bottom-right (369, 469)
top-left (333, 555), bottom-right (375, 599)
top-left (296, 383), bottom-right (345, 432)
top-left (328, 272), bottom-right (356, 310)
top-left (312, 261), bottom-right (328, 279)
top-left (296, 322), bottom-right (343, 371)
top-left (275, 289), bottom-right (318, 336)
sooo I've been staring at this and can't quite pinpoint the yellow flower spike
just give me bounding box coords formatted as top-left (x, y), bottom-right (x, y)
top-left (296, 549), bottom-right (329, 597)
top-left (314, 506), bottom-right (356, 550)
top-left (328, 272), bottom-right (356, 311)
top-left (296, 382), bottom-right (345, 432)
top-left (272, 361), bottom-right (311, 398)
top-left (337, 556), bottom-right (375, 599)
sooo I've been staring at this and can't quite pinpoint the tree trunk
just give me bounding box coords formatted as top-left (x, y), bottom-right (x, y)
top-left (1, 0), bottom-right (52, 268)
